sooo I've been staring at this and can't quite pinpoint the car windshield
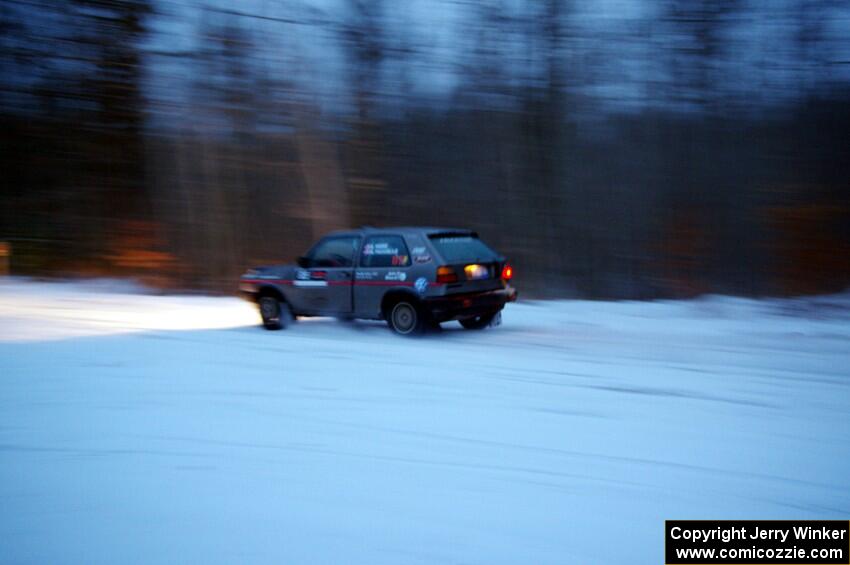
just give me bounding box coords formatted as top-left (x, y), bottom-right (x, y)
top-left (428, 234), bottom-right (498, 263)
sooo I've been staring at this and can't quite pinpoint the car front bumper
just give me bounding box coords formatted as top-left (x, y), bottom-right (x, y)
top-left (238, 281), bottom-right (259, 301)
top-left (423, 286), bottom-right (517, 322)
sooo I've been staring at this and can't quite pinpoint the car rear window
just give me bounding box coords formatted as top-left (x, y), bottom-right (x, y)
top-left (428, 234), bottom-right (498, 263)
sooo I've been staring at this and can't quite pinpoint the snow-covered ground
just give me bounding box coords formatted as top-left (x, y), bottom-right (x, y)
top-left (1, 279), bottom-right (849, 564)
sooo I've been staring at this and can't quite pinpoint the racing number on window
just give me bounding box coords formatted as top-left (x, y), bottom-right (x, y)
top-left (360, 236), bottom-right (411, 268)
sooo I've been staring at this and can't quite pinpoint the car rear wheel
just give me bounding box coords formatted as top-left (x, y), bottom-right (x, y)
top-left (388, 301), bottom-right (425, 336)
top-left (459, 311), bottom-right (499, 330)
top-left (259, 296), bottom-right (292, 330)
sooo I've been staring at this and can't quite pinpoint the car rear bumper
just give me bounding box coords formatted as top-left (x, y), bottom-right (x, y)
top-left (423, 286), bottom-right (517, 322)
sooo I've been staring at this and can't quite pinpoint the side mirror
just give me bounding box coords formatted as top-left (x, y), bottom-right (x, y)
top-left (296, 256), bottom-right (310, 268)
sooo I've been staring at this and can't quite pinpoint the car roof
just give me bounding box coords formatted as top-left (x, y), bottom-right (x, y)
top-left (325, 226), bottom-right (476, 238)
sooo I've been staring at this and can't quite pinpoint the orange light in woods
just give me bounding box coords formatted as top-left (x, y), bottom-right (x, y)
top-left (501, 264), bottom-right (513, 280)
top-left (436, 266), bottom-right (458, 283)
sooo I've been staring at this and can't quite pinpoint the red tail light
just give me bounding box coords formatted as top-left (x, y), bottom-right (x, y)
top-left (501, 263), bottom-right (513, 281)
top-left (436, 266), bottom-right (458, 284)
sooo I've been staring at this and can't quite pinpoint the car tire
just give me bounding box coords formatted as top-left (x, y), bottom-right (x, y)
top-left (259, 296), bottom-right (292, 330)
top-left (387, 300), bottom-right (425, 336)
top-left (459, 311), bottom-right (499, 330)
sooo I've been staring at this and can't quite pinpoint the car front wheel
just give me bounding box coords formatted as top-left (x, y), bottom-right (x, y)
top-left (259, 296), bottom-right (292, 330)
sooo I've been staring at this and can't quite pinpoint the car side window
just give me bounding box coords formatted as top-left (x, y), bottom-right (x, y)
top-left (309, 237), bottom-right (359, 268)
top-left (360, 235), bottom-right (411, 268)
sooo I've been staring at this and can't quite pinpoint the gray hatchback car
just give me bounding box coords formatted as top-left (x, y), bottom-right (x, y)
top-left (239, 227), bottom-right (517, 335)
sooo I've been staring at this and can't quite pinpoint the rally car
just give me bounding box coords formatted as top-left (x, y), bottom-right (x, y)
top-left (239, 227), bottom-right (517, 335)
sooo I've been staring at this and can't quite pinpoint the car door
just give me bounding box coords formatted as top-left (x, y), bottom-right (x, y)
top-left (288, 235), bottom-right (359, 315)
top-left (354, 234), bottom-right (413, 317)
